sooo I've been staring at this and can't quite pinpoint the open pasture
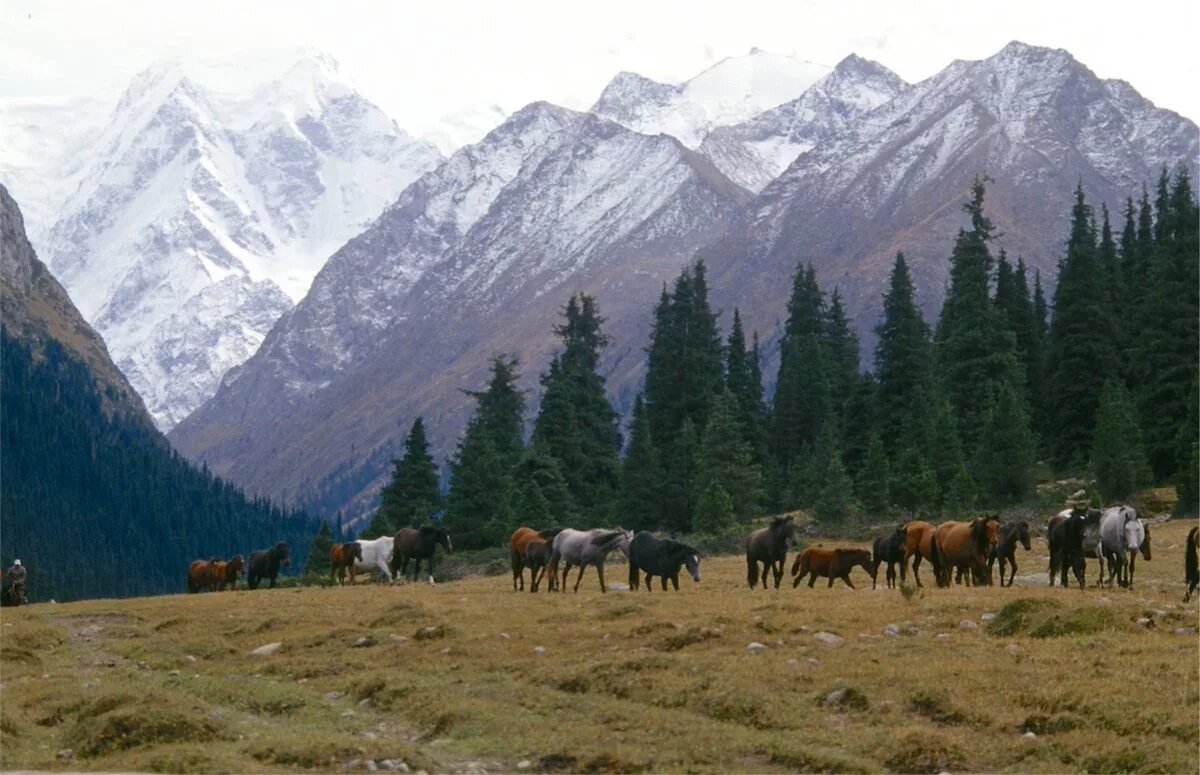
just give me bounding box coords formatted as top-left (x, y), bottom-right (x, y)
top-left (1, 520), bottom-right (1197, 773)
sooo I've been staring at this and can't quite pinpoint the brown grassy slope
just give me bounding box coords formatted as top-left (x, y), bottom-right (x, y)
top-left (1, 520), bottom-right (1197, 774)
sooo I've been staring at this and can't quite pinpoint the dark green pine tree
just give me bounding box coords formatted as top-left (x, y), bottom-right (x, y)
top-left (928, 399), bottom-right (965, 505)
top-left (1137, 167), bottom-right (1200, 479)
top-left (377, 417), bottom-right (442, 530)
top-left (770, 263), bottom-right (828, 472)
top-left (694, 482), bottom-right (736, 534)
top-left (532, 294), bottom-right (621, 521)
top-left (663, 418), bottom-right (702, 532)
top-left (616, 395), bottom-right (665, 531)
top-left (1043, 183), bottom-right (1119, 470)
top-left (444, 356), bottom-right (527, 549)
top-left (1174, 379), bottom-right (1199, 514)
top-left (304, 520), bottom-right (335, 578)
top-left (510, 449), bottom-right (578, 525)
top-left (1091, 380), bottom-right (1151, 502)
top-left (822, 288), bottom-right (861, 416)
top-left (889, 446), bottom-right (937, 517)
top-left (855, 432), bottom-right (890, 515)
top-left (874, 252), bottom-right (935, 451)
top-left (694, 387), bottom-right (765, 522)
top-left (724, 310), bottom-right (768, 465)
top-left (1010, 258), bottom-right (1043, 414)
top-left (840, 372), bottom-right (879, 479)
top-left (975, 383), bottom-right (1037, 505)
top-left (943, 465), bottom-right (977, 515)
top-left (935, 178), bottom-right (1023, 451)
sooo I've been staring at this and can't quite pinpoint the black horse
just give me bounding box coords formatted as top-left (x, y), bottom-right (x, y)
top-left (746, 515), bottom-right (799, 590)
top-left (391, 526), bottom-right (453, 584)
top-left (627, 532), bottom-right (700, 591)
top-left (247, 541), bottom-right (290, 589)
top-left (524, 538), bottom-right (557, 592)
top-left (871, 527), bottom-right (907, 589)
top-left (988, 521), bottom-right (1032, 587)
top-left (1048, 508), bottom-right (1100, 589)
top-left (1184, 526), bottom-right (1199, 603)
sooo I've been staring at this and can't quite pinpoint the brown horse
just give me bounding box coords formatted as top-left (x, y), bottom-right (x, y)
top-left (746, 515), bottom-right (800, 590)
top-left (510, 526), bottom-right (562, 591)
top-left (900, 521), bottom-right (941, 588)
top-left (523, 538), bottom-right (557, 592)
top-left (932, 516), bottom-right (1001, 588)
top-left (187, 558), bottom-right (221, 593)
top-left (211, 555), bottom-right (244, 590)
top-left (330, 542), bottom-right (363, 585)
top-left (1185, 526), bottom-right (1199, 603)
top-left (790, 547), bottom-right (875, 589)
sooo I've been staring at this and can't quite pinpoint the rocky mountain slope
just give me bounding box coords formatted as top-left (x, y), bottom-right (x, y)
top-left (172, 42), bottom-right (1198, 525)
top-left (21, 53), bottom-right (442, 430)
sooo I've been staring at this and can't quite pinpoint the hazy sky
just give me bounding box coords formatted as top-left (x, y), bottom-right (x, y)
top-left (2, 0), bottom-right (1197, 136)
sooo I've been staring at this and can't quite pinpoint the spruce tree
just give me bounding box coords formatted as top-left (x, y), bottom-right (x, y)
top-left (890, 446), bottom-right (937, 517)
top-left (1174, 379), bottom-right (1199, 514)
top-left (928, 400), bottom-right (965, 504)
top-left (1092, 380), bottom-right (1151, 501)
top-left (874, 252), bottom-right (935, 450)
top-left (532, 294), bottom-right (621, 520)
top-left (856, 433), bottom-right (890, 515)
top-left (934, 179), bottom-right (1023, 450)
top-left (510, 449), bottom-right (578, 525)
top-left (822, 288), bottom-right (861, 415)
top-left (304, 520), bottom-right (335, 578)
top-left (943, 465), bottom-right (977, 515)
top-left (725, 310), bottom-right (768, 464)
top-left (694, 483), bottom-right (735, 534)
top-left (663, 419), bottom-right (702, 533)
top-left (841, 372), bottom-right (878, 479)
top-left (1044, 184), bottom-right (1119, 469)
top-left (975, 384), bottom-right (1037, 505)
top-left (695, 388), bottom-right (765, 521)
top-left (377, 417), bottom-right (442, 530)
top-left (616, 395), bottom-right (664, 531)
top-left (770, 263), bottom-right (828, 472)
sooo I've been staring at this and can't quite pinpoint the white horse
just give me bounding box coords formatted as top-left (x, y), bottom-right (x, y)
top-left (353, 535), bottom-right (396, 582)
top-left (550, 528), bottom-right (632, 594)
top-left (1098, 506), bottom-right (1145, 588)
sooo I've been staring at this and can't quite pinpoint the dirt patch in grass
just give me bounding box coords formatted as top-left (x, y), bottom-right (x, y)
top-left (65, 693), bottom-right (226, 757)
top-left (593, 601), bottom-right (644, 620)
top-left (988, 597), bottom-right (1126, 638)
top-left (369, 601), bottom-right (430, 628)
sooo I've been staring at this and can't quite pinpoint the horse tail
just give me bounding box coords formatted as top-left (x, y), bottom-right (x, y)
top-left (929, 533), bottom-right (944, 587)
top-left (790, 550), bottom-right (806, 578)
top-left (538, 527), bottom-right (564, 540)
top-left (746, 555), bottom-right (759, 588)
top-left (1186, 527), bottom-right (1199, 583)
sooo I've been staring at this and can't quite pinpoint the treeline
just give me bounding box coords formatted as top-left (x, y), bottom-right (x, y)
top-left (356, 170), bottom-right (1197, 550)
top-left (0, 329), bottom-right (315, 601)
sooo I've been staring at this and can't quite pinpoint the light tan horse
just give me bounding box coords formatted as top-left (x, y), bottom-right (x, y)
top-left (932, 516), bottom-right (1002, 587)
top-left (900, 521), bottom-right (940, 588)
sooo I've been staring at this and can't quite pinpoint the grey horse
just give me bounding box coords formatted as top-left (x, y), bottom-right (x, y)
top-left (1098, 506), bottom-right (1145, 588)
top-left (550, 528), bottom-right (633, 594)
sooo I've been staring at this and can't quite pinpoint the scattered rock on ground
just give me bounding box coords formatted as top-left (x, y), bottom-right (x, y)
top-left (958, 620), bottom-right (978, 630)
top-left (607, 583), bottom-right (631, 591)
top-left (390, 634), bottom-right (410, 643)
top-left (1022, 731), bottom-right (1037, 742)
top-left (56, 749), bottom-right (73, 760)
top-left (354, 636), bottom-right (376, 648)
top-left (746, 642), bottom-right (767, 653)
top-left (936, 633), bottom-right (952, 641)
top-left (184, 654), bottom-right (198, 663)
top-left (786, 659), bottom-right (799, 668)
top-left (805, 658), bottom-right (820, 668)
top-left (980, 613), bottom-right (996, 622)
top-left (824, 687), bottom-right (868, 710)
top-left (1097, 596), bottom-right (1111, 606)
top-left (251, 642), bottom-right (283, 657)
top-left (1005, 644), bottom-right (1022, 655)
top-left (415, 626), bottom-right (446, 641)
top-left (378, 761), bottom-right (409, 773)
top-left (533, 646), bottom-right (546, 655)
top-left (500, 632), bottom-right (510, 640)
top-left (1174, 627), bottom-right (1197, 636)
top-left (882, 624), bottom-right (900, 637)
top-left (813, 632), bottom-right (844, 647)
top-left (324, 691), bottom-right (344, 701)
top-left (79, 625), bottom-right (102, 639)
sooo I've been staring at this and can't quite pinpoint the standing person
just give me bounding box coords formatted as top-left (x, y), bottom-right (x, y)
top-left (1, 559), bottom-right (28, 606)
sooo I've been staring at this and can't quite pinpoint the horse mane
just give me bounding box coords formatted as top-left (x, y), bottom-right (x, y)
top-left (537, 527), bottom-right (564, 540)
top-left (589, 530), bottom-right (624, 546)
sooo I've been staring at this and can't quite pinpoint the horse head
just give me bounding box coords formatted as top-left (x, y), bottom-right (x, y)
top-left (228, 555), bottom-right (245, 578)
top-left (350, 542), bottom-right (364, 562)
top-left (683, 550), bottom-right (701, 583)
top-left (612, 528), bottom-right (634, 557)
top-left (1139, 523), bottom-right (1151, 560)
top-left (274, 541), bottom-right (291, 566)
top-left (985, 516), bottom-right (1002, 547)
top-left (1015, 521), bottom-right (1032, 551)
top-left (438, 528), bottom-right (453, 554)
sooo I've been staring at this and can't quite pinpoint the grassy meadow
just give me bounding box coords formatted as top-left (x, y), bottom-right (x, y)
top-left (1, 519), bottom-right (1197, 774)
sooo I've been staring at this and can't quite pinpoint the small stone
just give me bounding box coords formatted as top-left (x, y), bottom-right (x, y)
top-left (786, 658), bottom-right (799, 668)
top-left (813, 631), bottom-right (844, 647)
top-left (57, 749), bottom-right (74, 760)
top-left (250, 642), bottom-right (283, 657)
top-left (138, 660), bottom-right (149, 669)
top-left (805, 658), bottom-right (820, 668)
top-left (1005, 644), bottom-right (1022, 655)
top-left (354, 636), bottom-right (376, 648)
top-left (1096, 596), bottom-right (1111, 606)
top-left (440, 647), bottom-right (451, 654)
top-left (1173, 627), bottom-right (1197, 636)
top-left (390, 634), bottom-right (410, 643)
top-left (1022, 731), bottom-right (1037, 742)
top-left (367, 761), bottom-right (379, 772)
top-left (532, 646), bottom-right (546, 655)
top-left (857, 634), bottom-right (879, 642)
top-left (1136, 617), bottom-right (1152, 627)
top-left (168, 669), bottom-right (181, 678)
top-left (607, 583), bottom-right (631, 591)
top-left (341, 710), bottom-right (357, 718)
top-left (882, 624), bottom-right (900, 637)
top-left (746, 642), bottom-right (767, 653)
top-left (499, 632), bottom-right (510, 640)
top-left (980, 612), bottom-right (996, 622)
top-left (184, 654), bottom-right (198, 663)
top-left (208, 710), bottom-right (223, 721)
top-left (415, 626), bottom-right (445, 641)
top-left (958, 619), bottom-right (978, 630)
top-left (936, 633), bottom-right (952, 641)
top-left (79, 625), bottom-right (102, 638)
top-left (324, 691), bottom-right (344, 701)
top-left (358, 698), bottom-right (371, 707)
top-left (517, 760), bottom-right (532, 770)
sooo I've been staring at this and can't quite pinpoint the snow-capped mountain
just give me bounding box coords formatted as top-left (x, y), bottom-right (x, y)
top-left (170, 102), bottom-right (750, 521)
top-left (30, 52), bottom-right (442, 430)
top-left (592, 48), bottom-right (830, 148)
top-left (420, 104), bottom-right (510, 156)
top-left (698, 54), bottom-right (909, 192)
top-left (171, 41), bottom-right (1197, 526)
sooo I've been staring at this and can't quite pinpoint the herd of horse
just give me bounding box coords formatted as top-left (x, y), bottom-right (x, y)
top-left (185, 507), bottom-right (1200, 602)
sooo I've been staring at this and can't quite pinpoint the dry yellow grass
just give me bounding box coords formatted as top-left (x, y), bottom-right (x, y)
top-left (1, 520), bottom-right (1197, 774)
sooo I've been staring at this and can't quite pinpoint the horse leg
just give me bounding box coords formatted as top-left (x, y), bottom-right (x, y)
top-left (842, 573), bottom-right (855, 590)
top-left (1006, 557), bottom-right (1016, 587)
top-left (1128, 554), bottom-right (1135, 589)
top-left (912, 555), bottom-right (923, 588)
top-left (661, 576), bottom-right (668, 591)
top-left (773, 560), bottom-right (784, 589)
top-left (560, 562), bottom-right (572, 592)
top-left (513, 550), bottom-right (523, 591)
top-left (671, 573), bottom-right (680, 591)
top-left (572, 563), bottom-right (585, 593)
top-left (629, 561), bottom-right (639, 591)
top-left (596, 563), bottom-right (607, 594)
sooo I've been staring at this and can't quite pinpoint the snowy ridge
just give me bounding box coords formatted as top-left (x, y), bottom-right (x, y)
top-left (592, 48), bottom-right (830, 148)
top-left (32, 51), bottom-right (443, 430)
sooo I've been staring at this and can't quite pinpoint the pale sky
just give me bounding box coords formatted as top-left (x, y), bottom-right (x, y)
top-left (2, 0), bottom-right (1197, 136)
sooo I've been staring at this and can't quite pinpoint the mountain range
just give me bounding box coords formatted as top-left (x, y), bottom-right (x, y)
top-left (167, 41), bottom-right (1197, 526)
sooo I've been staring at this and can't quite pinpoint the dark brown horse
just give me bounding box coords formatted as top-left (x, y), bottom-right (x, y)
top-left (871, 527), bottom-right (907, 589)
top-left (523, 538), bottom-right (556, 592)
top-left (187, 558), bottom-right (221, 593)
top-left (746, 515), bottom-right (799, 590)
top-left (900, 520), bottom-right (940, 588)
top-left (1185, 526), bottom-right (1199, 603)
top-left (211, 555), bottom-right (244, 590)
top-left (391, 526), bottom-right (453, 584)
top-left (247, 542), bottom-right (290, 589)
top-left (932, 517), bottom-right (1001, 588)
top-left (330, 542), bottom-right (363, 585)
top-left (510, 526), bottom-right (561, 591)
top-left (1048, 508), bottom-right (1101, 589)
top-left (987, 521), bottom-right (1032, 587)
top-left (791, 547), bottom-right (874, 589)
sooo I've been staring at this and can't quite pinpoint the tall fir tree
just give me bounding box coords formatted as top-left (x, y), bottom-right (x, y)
top-left (304, 520), bottom-right (335, 578)
top-left (856, 432), bottom-right (890, 514)
top-left (1044, 184), bottom-right (1119, 469)
top-left (616, 395), bottom-right (664, 531)
top-left (444, 356), bottom-right (527, 549)
top-left (770, 263), bottom-right (829, 472)
top-left (724, 309), bottom-right (768, 464)
top-left (532, 294), bottom-right (621, 520)
top-left (975, 383), bottom-right (1038, 505)
top-left (934, 178), bottom-right (1024, 450)
top-left (890, 446), bottom-right (937, 517)
top-left (874, 252), bottom-right (936, 451)
top-left (510, 449), bottom-right (578, 525)
top-left (694, 388), bottom-right (765, 522)
top-left (377, 417), bottom-right (442, 531)
top-left (822, 288), bottom-right (861, 416)
top-left (1091, 380), bottom-right (1151, 502)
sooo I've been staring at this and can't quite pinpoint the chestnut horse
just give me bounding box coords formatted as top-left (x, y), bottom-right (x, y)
top-left (187, 558), bottom-right (221, 593)
top-left (211, 555), bottom-right (244, 590)
top-left (900, 521), bottom-right (941, 588)
top-left (790, 547), bottom-right (874, 589)
top-left (987, 521), bottom-right (1031, 587)
top-left (510, 526), bottom-right (562, 591)
top-left (932, 517), bottom-right (1001, 587)
top-left (330, 542), bottom-right (363, 585)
